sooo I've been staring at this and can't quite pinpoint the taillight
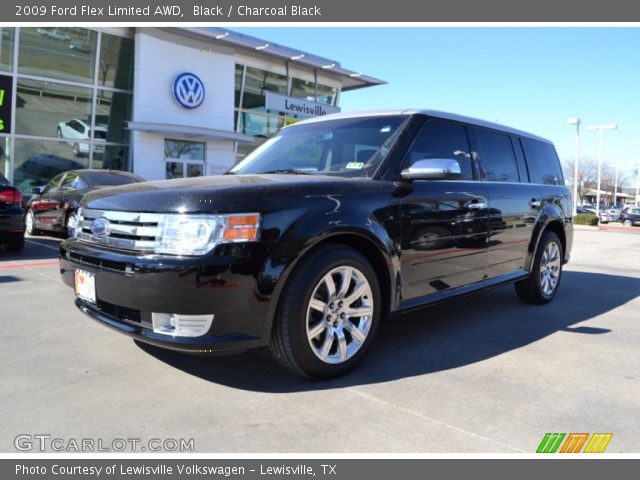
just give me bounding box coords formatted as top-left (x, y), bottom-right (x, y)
top-left (0, 188), bottom-right (22, 203)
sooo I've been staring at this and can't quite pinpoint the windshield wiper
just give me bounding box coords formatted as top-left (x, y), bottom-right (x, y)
top-left (261, 169), bottom-right (314, 175)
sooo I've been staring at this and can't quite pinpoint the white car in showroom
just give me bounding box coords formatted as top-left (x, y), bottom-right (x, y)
top-left (56, 118), bottom-right (106, 157)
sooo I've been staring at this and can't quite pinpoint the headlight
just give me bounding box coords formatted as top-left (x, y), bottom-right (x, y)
top-left (155, 213), bottom-right (260, 256)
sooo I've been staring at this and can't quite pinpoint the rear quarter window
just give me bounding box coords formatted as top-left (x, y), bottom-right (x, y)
top-left (521, 138), bottom-right (564, 185)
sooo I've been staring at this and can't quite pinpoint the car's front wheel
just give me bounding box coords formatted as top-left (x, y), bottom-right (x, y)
top-left (270, 245), bottom-right (381, 379)
top-left (515, 231), bottom-right (563, 305)
top-left (25, 209), bottom-right (40, 236)
top-left (65, 212), bottom-right (77, 238)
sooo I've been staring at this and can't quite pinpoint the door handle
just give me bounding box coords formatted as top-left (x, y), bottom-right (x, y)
top-left (468, 201), bottom-right (487, 210)
top-left (529, 199), bottom-right (541, 208)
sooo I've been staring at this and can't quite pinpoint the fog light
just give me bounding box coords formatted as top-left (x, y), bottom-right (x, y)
top-left (152, 313), bottom-right (214, 337)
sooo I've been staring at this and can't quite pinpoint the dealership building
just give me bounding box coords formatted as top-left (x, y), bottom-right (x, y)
top-left (0, 27), bottom-right (383, 192)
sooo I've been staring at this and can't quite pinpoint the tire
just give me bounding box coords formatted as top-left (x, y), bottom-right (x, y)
top-left (623, 219), bottom-right (632, 227)
top-left (65, 211), bottom-right (77, 238)
top-left (515, 231), bottom-right (563, 305)
top-left (25, 209), bottom-right (40, 236)
top-left (269, 245), bottom-right (381, 379)
top-left (72, 143), bottom-right (80, 157)
top-left (6, 233), bottom-right (25, 252)
top-left (56, 127), bottom-right (63, 138)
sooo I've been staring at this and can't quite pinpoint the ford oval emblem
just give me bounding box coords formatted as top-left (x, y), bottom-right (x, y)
top-left (173, 72), bottom-right (205, 109)
top-left (90, 217), bottom-right (110, 237)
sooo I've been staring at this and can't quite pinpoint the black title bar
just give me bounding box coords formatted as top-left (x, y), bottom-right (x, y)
top-left (4, 0), bottom-right (640, 22)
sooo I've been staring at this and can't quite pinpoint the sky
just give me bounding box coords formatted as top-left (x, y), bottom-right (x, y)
top-left (235, 27), bottom-right (640, 180)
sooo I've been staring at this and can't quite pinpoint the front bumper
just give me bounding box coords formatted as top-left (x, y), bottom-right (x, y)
top-left (60, 239), bottom-right (272, 353)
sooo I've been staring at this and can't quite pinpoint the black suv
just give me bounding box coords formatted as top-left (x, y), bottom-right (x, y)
top-left (619, 206), bottom-right (640, 227)
top-left (59, 110), bottom-right (572, 379)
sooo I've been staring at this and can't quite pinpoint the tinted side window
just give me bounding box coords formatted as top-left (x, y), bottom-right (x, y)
top-left (405, 121), bottom-right (474, 180)
top-left (474, 129), bottom-right (520, 182)
top-left (521, 138), bottom-right (564, 185)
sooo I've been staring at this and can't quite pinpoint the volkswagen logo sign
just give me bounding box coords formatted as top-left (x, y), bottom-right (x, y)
top-left (173, 72), bottom-right (205, 109)
top-left (90, 217), bottom-right (110, 238)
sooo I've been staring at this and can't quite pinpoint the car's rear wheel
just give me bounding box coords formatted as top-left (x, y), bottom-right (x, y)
top-left (623, 219), bottom-right (632, 227)
top-left (72, 143), bottom-right (80, 156)
top-left (515, 231), bottom-right (563, 305)
top-left (25, 210), bottom-right (40, 236)
top-left (269, 245), bottom-right (381, 379)
top-left (6, 233), bottom-right (25, 252)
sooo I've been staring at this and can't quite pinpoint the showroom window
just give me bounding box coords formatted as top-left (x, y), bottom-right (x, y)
top-left (15, 79), bottom-right (94, 138)
top-left (18, 28), bottom-right (98, 84)
top-left (4, 28), bottom-right (134, 194)
top-left (164, 140), bottom-right (205, 179)
top-left (233, 63), bottom-right (341, 163)
top-left (0, 27), bottom-right (15, 72)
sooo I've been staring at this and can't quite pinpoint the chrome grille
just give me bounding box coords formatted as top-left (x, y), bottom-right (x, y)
top-left (77, 209), bottom-right (164, 252)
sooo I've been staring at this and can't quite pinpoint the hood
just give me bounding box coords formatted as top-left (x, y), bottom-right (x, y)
top-left (81, 174), bottom-right (360, 214)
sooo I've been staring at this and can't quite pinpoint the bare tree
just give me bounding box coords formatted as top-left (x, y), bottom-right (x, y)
top-left (563, 157), bottom-right (632, 206)
top-left (563, 157), bottom-right (599, 205)
top-left (99, 39), bottom-right (118, 87)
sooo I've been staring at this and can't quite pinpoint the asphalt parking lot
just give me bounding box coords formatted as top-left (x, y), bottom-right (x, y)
top-left (1, 227), bottom-right (638, 453)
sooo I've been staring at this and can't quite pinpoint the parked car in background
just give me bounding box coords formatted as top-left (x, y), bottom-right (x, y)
top-left (26, 170), bottom-right (143, 237)
top-left (599, 208), bottom-right (622, 224)
top-left (575, 207), bottom-right (592, 214)
top-left (57, 118), bottom-right (107, 157)
top-left (37, 28), bottom-right (70, 42)
top-left (0, 173), bottom-right (25, 251)
top-left (69, 43), bottom-right (91, 53)
top-left (619, 206), bottom-right (640, 227)
top-left (13, 154), bottom-right (84, 200)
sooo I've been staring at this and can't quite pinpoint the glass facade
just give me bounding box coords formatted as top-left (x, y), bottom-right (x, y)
top-left (1, 28), bottom-right (134, 195)
top-left (233, 63), bottom-right (340, 162)
top-left (164, 139), bottom-right (205, 179)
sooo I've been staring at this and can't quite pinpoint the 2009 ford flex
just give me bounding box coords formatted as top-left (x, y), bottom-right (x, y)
top-left (59, 110), bottom-right (572, 379)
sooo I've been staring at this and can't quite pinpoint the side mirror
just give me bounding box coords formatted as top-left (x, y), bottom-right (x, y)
top-left (400, 158), bottom-right (462, 180)
top-left (31, 186), bottom-right (45, 195)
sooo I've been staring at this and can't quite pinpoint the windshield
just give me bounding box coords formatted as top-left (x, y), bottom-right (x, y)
top-left (230, 115), bottom-right (409, 178)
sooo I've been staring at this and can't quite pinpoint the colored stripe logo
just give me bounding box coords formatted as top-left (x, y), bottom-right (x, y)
top-left (537, 433), bottom-right (612, 453)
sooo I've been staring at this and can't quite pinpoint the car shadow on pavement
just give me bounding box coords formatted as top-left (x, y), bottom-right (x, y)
top-left (0, 235), bottom-right (63, 261)
top-left (136, 271), bottom-right (639, 392)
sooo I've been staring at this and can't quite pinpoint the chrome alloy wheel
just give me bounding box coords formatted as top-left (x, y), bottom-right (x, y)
top-left (306, 266), bottom-right (374, 365)
top-left (25, 210), bottom-right (35, 234)
top-left (539, 241), bottom-right (561, 296)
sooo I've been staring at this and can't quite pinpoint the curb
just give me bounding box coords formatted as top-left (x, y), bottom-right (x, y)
top-left (598, 224), bottom-right (640, 232)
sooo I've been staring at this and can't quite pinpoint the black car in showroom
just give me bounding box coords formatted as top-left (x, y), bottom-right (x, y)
top-left (26, 169), bottom-right (143, 237)
top-left (59, 110), bottom-right (573, 379)
top-left (0, 173), bottom-right (25, 252)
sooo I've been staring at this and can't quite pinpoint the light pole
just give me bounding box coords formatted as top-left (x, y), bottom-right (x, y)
top-left (609, 162), bottom-right (626, 207)
top-left (631, 142), bottom-right (640, 206)
top-left (587, 124), bottom-right (617, 212)
top-left (567, 117), bottom-right (581, 215)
